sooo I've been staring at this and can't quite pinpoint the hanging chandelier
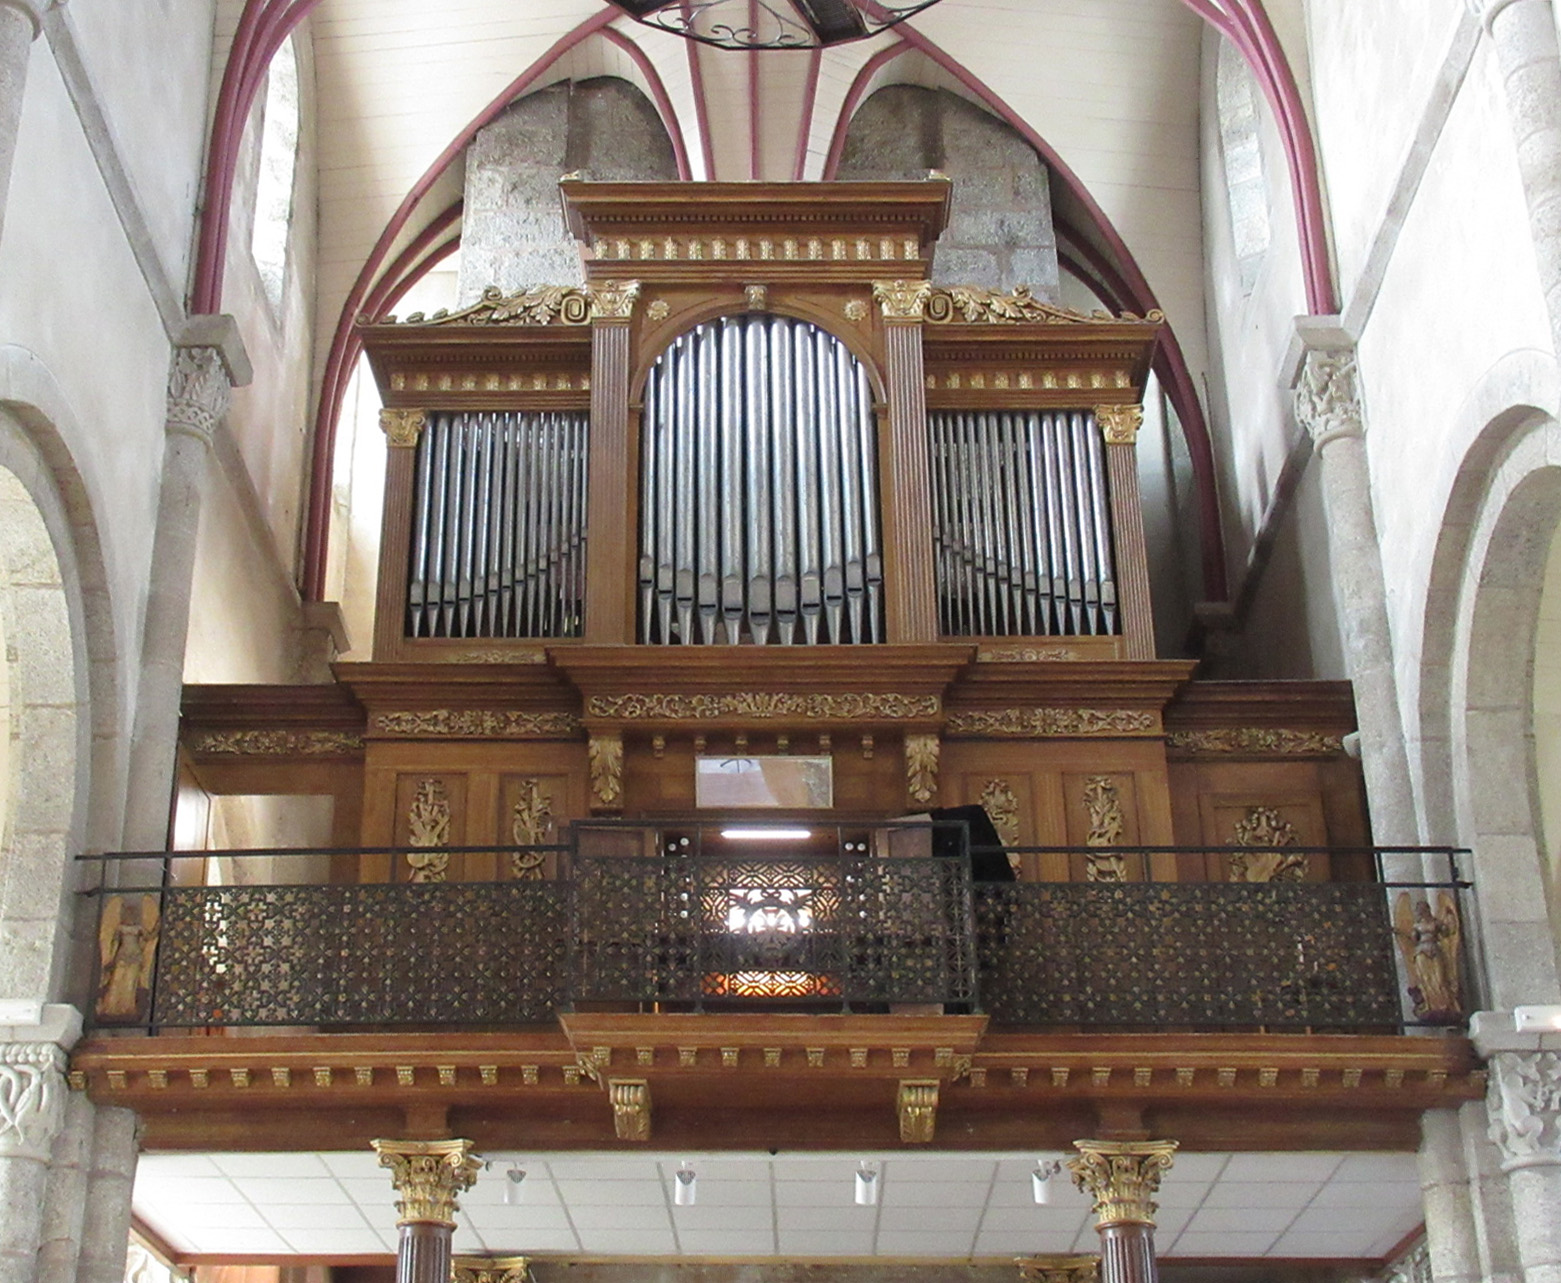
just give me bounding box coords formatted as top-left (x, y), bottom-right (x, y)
top-left (603, 0), bottom-right (944, 49)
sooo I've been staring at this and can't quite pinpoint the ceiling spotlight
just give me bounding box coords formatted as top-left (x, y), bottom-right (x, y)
top-left (1031, 1159), bottom-right (1063, 1205)
top-left (673, 1161), bottom-right (697, 1206)
top-left (854, 1161), bottom-right (880, 1206)
top-left (502, 1165), bottom-right (526, 1206)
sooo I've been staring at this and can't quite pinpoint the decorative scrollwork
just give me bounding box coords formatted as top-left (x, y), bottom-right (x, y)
top-left (188, 729), bottom-right (365, 756)
top-left (403, 284), bottom-right (593, 326)
top-left (976, 645), bottom-right (1079, 662)
top-left (1166, 728), bottom-right (1343, 756)
top-left (585, 692), bottom-right (939, 721)
top-left (373, 710), bottom-right (578, 737)
top-left (946, 707), bottom-right (1155, 737)
top-left (510, 780), bottom-right (554, 879)
top-left (1082, 776), bottom-right (1128, 883)
top-left (923, 285), bottom-right (1163, 326)
top-left (980, 779), bottom-right (1021, 848)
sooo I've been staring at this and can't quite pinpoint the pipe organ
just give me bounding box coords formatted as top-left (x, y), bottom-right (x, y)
top-left (638, 314), bottom-right (882, 646)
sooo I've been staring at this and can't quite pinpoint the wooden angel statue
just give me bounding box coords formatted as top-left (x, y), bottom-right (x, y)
top-left (1393, 891), bottom-right (1462, 1021)
top-left (96, 895), bottom-right (160, 1021)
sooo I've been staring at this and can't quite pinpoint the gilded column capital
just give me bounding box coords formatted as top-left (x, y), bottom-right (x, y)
top-left (1095, 404), bottom-right (1143, 446)
top-left (165, 346), bottom-right (233, 446)
top-left (1017, 1257), bottom-right (1100, 1283)
top-left (1487, 1050), bottom-right (1561, 1170)
top-left (872, 279), bottom-right (932, 320)
top-left (380, 408), bottom-right (428, 448)
top-left (1294, 347), bottom-right (1363, 451)
top-left (0, 1042), bottom-right (67, 1161)
top-left (589, 280), bottom-right (641, 321)
top-left (372, 1138), bottom-right (481, 1226)
top-left (1068, 1138), bottom-right (1178, 1227)
top-left (453, 1258), bottom-right (531, 1283)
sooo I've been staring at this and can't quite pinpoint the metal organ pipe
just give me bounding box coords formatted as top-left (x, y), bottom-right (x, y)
top-left (405, 410), bottom-right (589, 639)
top-left (637, 313), bottom-right (884, 645)
top-left (927, 410), bottom-right (1119, 638)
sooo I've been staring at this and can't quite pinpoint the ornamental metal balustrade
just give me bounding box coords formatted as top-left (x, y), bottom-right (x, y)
top-left (79, 828), bottom-right (1472, 1034)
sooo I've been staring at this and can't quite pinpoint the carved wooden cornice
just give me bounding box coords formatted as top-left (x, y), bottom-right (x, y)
top-left (923, 285), bottom-right (1163, 326)
top-left (585, 692), bottom-right (940, 723)
top-left (945, 707), bottom-right (1158, 737)
top-left (185, 729), bottom-right (365, 757)
top-left (1165, 728), bottom-right (1344, 756)
top-left (393, 282), bottom-right (641, 327)
top-left (370, 709), bottom-right (580, 738)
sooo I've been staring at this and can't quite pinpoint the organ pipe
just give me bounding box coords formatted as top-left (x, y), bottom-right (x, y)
top-left (929, 409), bottom-right (1118, 638)
top-left (638, 314), bottom-right (884, 645)
top-left (406, 410), bottom-right (589, 639)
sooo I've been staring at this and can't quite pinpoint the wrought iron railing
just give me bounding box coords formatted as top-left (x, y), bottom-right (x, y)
top-left (79, 831), bottom-right (1471, 1034)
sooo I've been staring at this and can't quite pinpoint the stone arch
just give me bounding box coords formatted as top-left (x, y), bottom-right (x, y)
top-left (835, 84), bottom-right (1058, 298)
top-left (0, 346), bottom-right (125, 1002)
top-left (1416, 364), bottom-right (1561, 1009)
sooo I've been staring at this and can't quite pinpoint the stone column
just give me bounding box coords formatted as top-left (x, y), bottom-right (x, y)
top-left (1486, 1051), bottom-right (1561, 1283)
top-left (1291, 324), bottom-right (1419, 850)
top-left (120, 318), bottom-right (250, 850)
top-left (1068, 1139), bottom-right (1177, 1283)
top-left (1472, 0), bottom-right (1561, 359)
top-left (373, 1139), bottom-right (481, 1283)
top-left (0, 1005), bottom-right (78, 1283)
top-left (0, 0), bottom-right (43, 250)
top-left (73, 1106), bottom-right (137, 1283)
top-left (1421, 1108), bottom-right (1484, 1283)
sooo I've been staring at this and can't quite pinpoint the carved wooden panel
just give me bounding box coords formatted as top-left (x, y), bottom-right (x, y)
top-left (1062, 771), bottom-right (1141, 882)
top-left (392, 772), bottom-right (468, 882)
top-left (1198, 793), bottom-right (1329, 882)
top-left (498, 773), bottom-right (572, 880)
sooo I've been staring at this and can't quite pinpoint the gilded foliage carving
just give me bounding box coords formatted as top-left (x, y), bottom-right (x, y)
top-left (904, 733), bottom-right (940, 806)
top-left (585, 692), bottom-right (939, 721)
top-left (980, 779), bottom-right (1021, 848)
top-left (871, 279), bottom-right (932, 319)
top-left (1068, 1139), bottom-right (1177, 1227)
top-left (372, 1138), bottom-right (481, 1226)
top-left (588, 735), bottom-right (624, 812)
top-left (923, 284), bottom-right (1163, 326)
top-left (946, 708), bottom-right (1155, 737)
top-left (1166, 728), bottom-right (1342, 756)
top-left (403, 284), bottom-right (592, 326)
top-left (373, 710), bottom-right (578, 737)
top-left (1229, 806), bottom-right (1308, 883)
top-left (897, 1080), bottom-right (939, 1143)
top-left (510, 779), bottom-right (554, 880)
top-left (1095, 404), bottom-right (1143, 445)
top-left (453, 1258), bottom-right (531, 1283)
top-left (379, 408), bottom-right (426, 448)
top-left (1082, 776), bottom-right (1128, 883)
top-left (1017, 1259), bottom-right (1100, 1283)
top-left (406, 779), bottom-right (451, 883)
top-left (189, 729), bottom-right (365, 756)
top-left (609, 1079), bottom-right (651, 1141)
top-left (975, 645), bottom-right (1079, 662)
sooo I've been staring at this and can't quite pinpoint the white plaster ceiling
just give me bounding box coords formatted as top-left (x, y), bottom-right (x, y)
top-left (134, 1149), bottom-right (1422, 1262)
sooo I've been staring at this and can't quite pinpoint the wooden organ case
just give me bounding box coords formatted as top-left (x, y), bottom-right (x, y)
top-left (328, 179), bottom-right (1369, 873)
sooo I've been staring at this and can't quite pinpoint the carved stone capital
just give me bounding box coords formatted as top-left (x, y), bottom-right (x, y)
top-left (1294, 347), bottom-right (1363, 451)
top-left (1487, 1050), bottom-right (1561, 1169)
top-left (872, 279), bottom-right (932, 320)
top-left (372, 1138), bottom-right (481, 1226)
top-left (166, 346), bottom-right (233, 445)
top-left (1068, 1138), bottom-right (1178, 1227)
top-left (380, 408), bottom-right (427, 448)
top-left (0, 1042), bottom-right (67, 1161)
top-left (1095, 404), bottom-right (1143, 446)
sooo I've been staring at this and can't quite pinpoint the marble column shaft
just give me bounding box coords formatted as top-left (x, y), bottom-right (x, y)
top-left (121, 333), bottom-right (245, 851)
top-left (0, 0), bottom-right (42, 250)
top-left (1292, 338), bottom-right (1420, 850)
top-left (1478, 0), bottom-right (1561, 358)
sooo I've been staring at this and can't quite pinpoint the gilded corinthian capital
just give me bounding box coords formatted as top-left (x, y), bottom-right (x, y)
top-left (372, 1138), bottom-right (481, 1226)
top-left (1068, 1138), bottom-right (1178, 1227)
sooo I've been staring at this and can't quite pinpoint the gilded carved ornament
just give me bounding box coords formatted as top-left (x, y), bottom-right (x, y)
top-left (453, 1258), bottom-right (531, 1283)
top-left (977, 645), bottom-right (1079, 662)
top-left (585, 692), bottom-right (939, 722)
top-left (510, 779), bottom-right (554, 879)
top-left (588, 734), bottom-right (624, 812)
top-left (371, 1138), bottom-right (482, 1226)
top-left (189, 729), bottom-right (365, 756)
top-left (1165, 728), bottom-right (1342, 756)
top-left (646, 299), bottom-right (671, 322)
top-left (922, 285), bottom-right (1163, 325)
top-left (904, 733), bottom-right (940, 807)
top-left (744, 283), bottom-right (768, 310)
top-left (1082, 776), bottom-right (1128, 884)
top-left (897, 1079), bottom-right (939, 1143)
top-left (843, 298), bottom-right (869, 322)
top-left (373, 710), bottom-right (579, 737)
top-left (609, 1079), bottom-right (651, 1141)
top-left (406, 778), bottom-right (451, 882)
top-left (1487, 1051), bottom-right (1561, 1169)
top-left (393, 281), bottom-right (640, 326)
top-left (1094, 404), bottom-right (1143, 446)
top-left (1017, 1258), bottom-right (1101, 1283)
top-left (1229, 806), bottom-right (1307, 883)
top-left (872, 279), bottom-right (932, 320)
top-left (1067, 1138), bottom-right (1178, 1228)
top-left (980, 779), bottom-right (1022, 849)
top-left (946, 708), bottom-right (1155, 737)
top-left (379, 408), bottom-right (427, 448)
